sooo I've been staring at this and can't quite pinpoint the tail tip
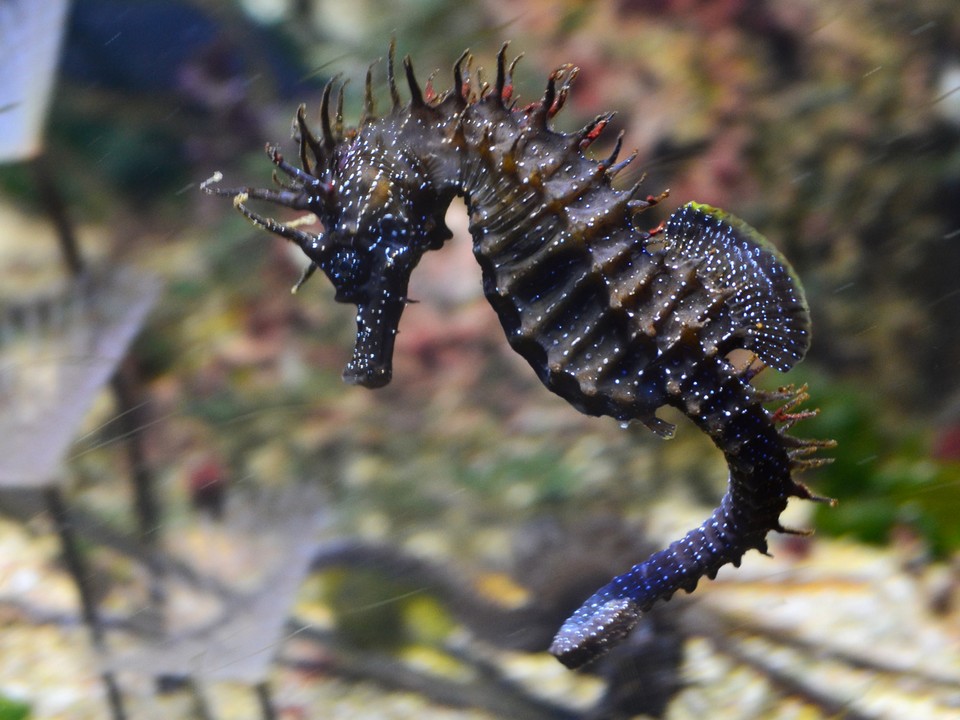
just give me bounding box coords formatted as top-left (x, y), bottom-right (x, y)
top-left (549, 597), bottom-right (640, 669)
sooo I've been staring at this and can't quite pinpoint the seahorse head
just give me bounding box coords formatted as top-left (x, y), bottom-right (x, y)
top-left (203, 43), bottom-right (491, 387)
top-left (303, 131), bottom-right (453, 387)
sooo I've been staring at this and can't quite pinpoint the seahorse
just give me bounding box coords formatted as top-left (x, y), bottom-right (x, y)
top-left (203, 43), bottom-right (833, 668)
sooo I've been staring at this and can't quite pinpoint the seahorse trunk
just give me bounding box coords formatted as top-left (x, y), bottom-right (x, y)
top-left (453, 91), bottom-right (829, 668)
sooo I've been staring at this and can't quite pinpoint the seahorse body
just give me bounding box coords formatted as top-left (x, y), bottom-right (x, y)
top-left (204, 44), bottom-right (832, 668)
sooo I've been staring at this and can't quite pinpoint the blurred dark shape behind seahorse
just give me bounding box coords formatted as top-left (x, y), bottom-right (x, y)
top-left (202, 42), bottom-right (834, 668)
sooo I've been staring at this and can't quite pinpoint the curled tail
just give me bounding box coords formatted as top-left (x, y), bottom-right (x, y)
top-left (550, 379), bottom-right (833, 668)
top-left (550, 206), bottom-right (834, 669)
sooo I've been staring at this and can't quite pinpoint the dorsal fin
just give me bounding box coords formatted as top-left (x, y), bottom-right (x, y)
top-left (663, 202), bottom-right (810, 371)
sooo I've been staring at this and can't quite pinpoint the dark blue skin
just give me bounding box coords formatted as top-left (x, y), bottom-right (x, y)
top-left (204, 45), bottom-right (832, 668)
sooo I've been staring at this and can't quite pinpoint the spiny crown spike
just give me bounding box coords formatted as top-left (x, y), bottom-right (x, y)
top-left (476, 66), bottom-right (490, 98)
top-left (456, 52), bottom-right (477, 102)
top-left (232, 192), bottom-right (322, 256)
top-left (294, 104), bottom-right (321, 173)
top-left (293, 139), bottom-right (308, 178)
top-left (578, 112), bottom-right (615, 150)
top-left (268, 144), bottom-right (334, 200)
top-left (361, 60), bottom-right (378, 124)
top-left (452, 49), bottom-right (470, 103)
top-left (538, 72), bottom-right (557, 125)
top-left (600, 131), bottom-right (625, 170)
top-left (319, 77), bottom-right (337, 151)
top-left (608, 148), bottom-right (639, 179)
top-left (494, 43), bottom-right (508, 103)
top-left (387, 38), bottom-right (401, 110)
top-left (505, 53), bottom-right (523, 103)
top-left (334, 79), bottom-right (349, 139)
top-left (550, 65), bottom-right (578, 117)
top-left (403, 55), bottom-right (425, 107)
top-left (268, 144), bottom-right (310, 185)
top-left (423, 68), bottom-right (439, 103)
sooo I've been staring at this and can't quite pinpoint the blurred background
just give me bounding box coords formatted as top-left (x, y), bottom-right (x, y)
top-left (1, 0), bottom-right (958, 718)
